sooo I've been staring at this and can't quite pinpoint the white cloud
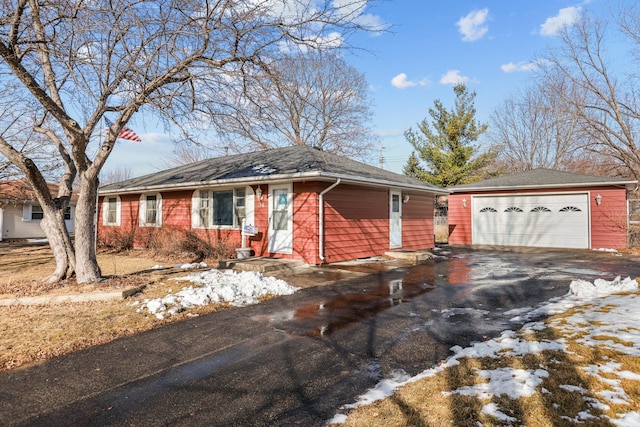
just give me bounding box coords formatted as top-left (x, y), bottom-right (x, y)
top-left (439, 70), bottom-right (469, 85)
top-left (391, 73), bottom-right (430, 89)
top-left (356, 13), bottom-right (387, 33)
top-left (540, 6), bottom-right (581, 36)
top-left (500, 61), bottom-right (539, 73)
top-left (456, 9), bottom-right (489, 42)
top-left (332, 0), bottom-right (386, 33)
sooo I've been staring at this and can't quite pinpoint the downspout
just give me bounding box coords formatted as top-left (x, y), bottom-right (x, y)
top-left (318, 178), bottom-right (341, 263)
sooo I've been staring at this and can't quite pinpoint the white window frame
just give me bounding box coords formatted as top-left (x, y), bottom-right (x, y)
top-left (192, 187), bottom-right (250, 230)
top-left (102, 196), bottom-right (121, 226)
top-left (139, 193), bottom-right (162, 227)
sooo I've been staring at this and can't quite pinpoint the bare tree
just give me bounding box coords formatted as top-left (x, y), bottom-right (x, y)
top-left (100, 166), bottom-right (133, 186)
top-left (538, 5), bottom-right (640, 180)
top-left (487, 81), bottom-right (586, 173)
top-left (215, 51), bottom-right (379, 160)
top-left (162, 144), bottom-right (220, 168)
top-left (0, 84), bottom-right (62, 181)
top-left (0, 0), bottom-right (379, 283)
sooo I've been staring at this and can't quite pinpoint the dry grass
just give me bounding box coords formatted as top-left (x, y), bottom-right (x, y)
top-left (0, 242), bottom-right (227, 372)
top-left (337, 304), bottom-right (640, 426)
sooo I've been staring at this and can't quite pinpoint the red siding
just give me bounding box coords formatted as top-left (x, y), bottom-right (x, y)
top-left (98, 181), bottom-right (438, 264)
top-left (448, 186), bottom-right (629, 249)
top-left (402, 192), bottom-right (435, 250)
top-left (291, 182), bottom-right (320, 264)
top-left (323, 185), bottom-right (388, 263)
top-left (243, 185), bottom-right (269, 257)
top-left (98, 191), bottom-right (246, 250)
top-left (161, 190), bottom-right (192, 229)
top-left (590, 187), bottom-right (628, 249)
top-left (448, 194), bottom-right (472, 245)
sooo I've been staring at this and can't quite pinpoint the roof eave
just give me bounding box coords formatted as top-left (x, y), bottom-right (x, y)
top-left (99, 171), bottom-right (449, 195)
top-left (449, 180), bottom-right (637, 193)
top-left (320, 172), bottom-right (449, 194)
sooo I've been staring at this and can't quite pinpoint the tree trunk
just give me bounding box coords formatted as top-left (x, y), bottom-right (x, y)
top-left (40, 207), bottom-right (75, 283)
top-left (74, 176), bottom-right (102, 284)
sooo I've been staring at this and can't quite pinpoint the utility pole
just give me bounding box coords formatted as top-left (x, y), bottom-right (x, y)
top-left (379, 145), bottom-right (385, 169)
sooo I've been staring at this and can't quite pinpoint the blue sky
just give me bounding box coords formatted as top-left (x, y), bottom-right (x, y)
top-left (345, 0), bottom-right (595, 173)
top-left (104, 0), bottom-right (623, 177)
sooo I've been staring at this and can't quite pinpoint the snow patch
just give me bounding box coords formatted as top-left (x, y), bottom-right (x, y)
top-left (135, 269), bottom-right (298, 319)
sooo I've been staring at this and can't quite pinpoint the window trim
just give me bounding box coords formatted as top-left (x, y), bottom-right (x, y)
top-left (192, 187), bottom-right (247, 230)
top-left (139, 193), bottom-right (162, 227)
top-left (103, 196), bottom-right (122, 226)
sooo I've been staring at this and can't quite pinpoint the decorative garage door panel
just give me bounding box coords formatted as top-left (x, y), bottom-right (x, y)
top-left (472, 194), bottom-right (589, 248)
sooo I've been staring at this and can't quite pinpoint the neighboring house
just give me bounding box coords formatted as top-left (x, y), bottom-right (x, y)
top-left (98, 146), bottom-right (447, 264)
top-left (0, 180), bottom-right (75, 241)
top-left (447, 168), bottom-right (637, 249)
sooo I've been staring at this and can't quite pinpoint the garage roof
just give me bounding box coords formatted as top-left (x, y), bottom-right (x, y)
top-left (449, 168), bottom-right (636, 192)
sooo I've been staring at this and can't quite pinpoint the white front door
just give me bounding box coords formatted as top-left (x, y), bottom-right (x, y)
top-left (389, 191), bottom-right (402, 248)
top-left (268, 184), bottom-right (293, 254)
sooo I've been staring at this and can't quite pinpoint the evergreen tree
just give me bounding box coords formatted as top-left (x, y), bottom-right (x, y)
top-left (402, 151), bottom-right (421, 179)
top-left (403, 84), bottom-right (493, 187)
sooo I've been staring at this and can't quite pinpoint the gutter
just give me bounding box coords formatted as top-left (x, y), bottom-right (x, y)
top-left (318, 178), bottom-right (341, 263)
top-left (99, 171), bottom-right (449, 196)
top-left (449, 181), bottom-right (637, 193)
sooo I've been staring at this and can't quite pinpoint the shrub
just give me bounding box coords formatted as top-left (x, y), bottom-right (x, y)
top-left (144, 228), bottom-right (234, 261)
top-left (98, 228), bottom-right (135, 252)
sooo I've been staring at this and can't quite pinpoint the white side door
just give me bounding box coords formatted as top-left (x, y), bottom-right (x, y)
top-left (389, 191), bottom-right (402, 249)
top-left (268, 184), bottom-right (293, 254)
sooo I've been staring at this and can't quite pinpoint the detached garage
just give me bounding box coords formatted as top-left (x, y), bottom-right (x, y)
top-left (448, 169), bottom-right (636, 250)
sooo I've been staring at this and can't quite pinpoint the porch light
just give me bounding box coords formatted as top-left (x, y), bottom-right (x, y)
top-left (403, 194), bottom-right (410, 203)
top-left (462, 198), bottom-right (467, 208)
top-left (596, 193), bottom-right (602, 205)
top-left (255, 186), bottom-right (263, 201)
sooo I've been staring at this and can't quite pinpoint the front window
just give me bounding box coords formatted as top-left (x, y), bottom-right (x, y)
top-left (145, 195), bottom-right (158, 225)
top-left (199, 190), bottom-right (210, 228)
top-left (213, 190), bottom-right (233, 225)
top-left (140, 193), bottom-right (161, 227)
top-left (194, 188), bottom-right (246, 228)
top-left (107, 198), bottom-right (117, 224)
top-left (103, 196), bottom-right (121, 226)
top-left (235, 189), bottom-right (246, 226)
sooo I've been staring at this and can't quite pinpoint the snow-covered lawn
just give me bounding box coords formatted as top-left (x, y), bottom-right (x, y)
top-left (131, 269), bottom-right (298, 319)
top-left (331, 276), bottom-right (640, 426)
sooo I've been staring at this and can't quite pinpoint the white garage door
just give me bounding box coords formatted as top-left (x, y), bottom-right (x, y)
top-left (472, 194), bottom-right (590, 249)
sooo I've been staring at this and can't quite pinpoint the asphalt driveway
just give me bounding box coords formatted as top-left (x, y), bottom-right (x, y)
top-left (2, 246), bottom-right (640, 426)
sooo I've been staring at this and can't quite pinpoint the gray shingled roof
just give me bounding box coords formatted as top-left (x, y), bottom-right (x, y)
top-left (100, 145), bottom-right (446, 194)
top-left (449, 168), bottom-right (636, 192)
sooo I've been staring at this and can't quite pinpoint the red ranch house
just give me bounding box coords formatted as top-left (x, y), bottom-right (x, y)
top-left (447, 168), bottom-right (637, 250)
top-left (98, 146), bottom-right (447, 264)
